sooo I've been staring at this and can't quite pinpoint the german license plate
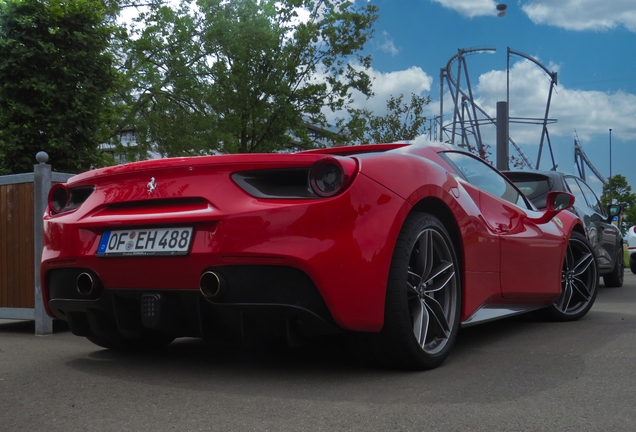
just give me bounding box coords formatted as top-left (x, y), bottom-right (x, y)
top-left (97, 227), bottom-right (193, 256)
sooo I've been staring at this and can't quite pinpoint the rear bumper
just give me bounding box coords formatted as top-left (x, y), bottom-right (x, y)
top-left (47, 266), bottom-right (341, 342)
top-left (41, 174), bottom-right (410, 332)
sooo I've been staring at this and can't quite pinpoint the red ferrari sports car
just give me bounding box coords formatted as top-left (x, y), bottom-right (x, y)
top-left (41, 141), bottom-right (598, 369)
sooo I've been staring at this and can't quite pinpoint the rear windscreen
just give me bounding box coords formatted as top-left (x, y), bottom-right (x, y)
top-left (505, 174), bottom-right (554, 209)
top-left (512, 179), bottom-right (552, 201)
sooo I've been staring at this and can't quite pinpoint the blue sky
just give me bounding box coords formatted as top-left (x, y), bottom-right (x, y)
top-left (345, 0), bottom-right (636, 195)
top-left (122, 1), bottom-right (635, 196)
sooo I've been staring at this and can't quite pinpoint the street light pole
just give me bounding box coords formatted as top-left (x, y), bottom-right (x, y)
top-left (609, 128), bottom-right (613, 205)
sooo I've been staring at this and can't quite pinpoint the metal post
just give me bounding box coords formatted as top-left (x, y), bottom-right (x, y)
top-left (609, 128), bottom-right (613, 204)
top-left (507, 47), bottom-right (510, 110)
top-left (439, 68), bottom-right (445, 142)
top-left (34, 152), bottom-right (53, 335)
top-left (496, 101), bottom-right (509, 170)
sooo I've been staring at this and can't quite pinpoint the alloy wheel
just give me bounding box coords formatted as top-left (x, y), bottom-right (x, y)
top-left (406, 227), bottom-right (458, 355)
top-left (557, 235), bottom-right (598, 315)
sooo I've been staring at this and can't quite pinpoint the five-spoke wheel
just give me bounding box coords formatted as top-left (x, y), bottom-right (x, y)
top-left (546, 231), bottom-right (598, 321)
top-left (406, 227), bottom-right (457, 356)
top-left (371, 212), bottom-right (461, 369)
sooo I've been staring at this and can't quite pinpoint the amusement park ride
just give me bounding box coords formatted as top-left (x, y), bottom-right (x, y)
top-left (435, 46), bottom-right (607, 185)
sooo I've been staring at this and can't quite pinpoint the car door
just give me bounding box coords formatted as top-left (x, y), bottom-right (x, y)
top-left (442, 152), bottom-right (565, 299)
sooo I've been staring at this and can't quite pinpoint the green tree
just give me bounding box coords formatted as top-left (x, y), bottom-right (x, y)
top-left (110, 0), bottom-right (213, 158)
top-left (116, 0), bottom-right (378, 158)
top-left (601, 174), bottom-right (636, 234)
top-left (340, 93), bottom-right (431, 144)
top-left (0, 0), bottom-right (117, 174)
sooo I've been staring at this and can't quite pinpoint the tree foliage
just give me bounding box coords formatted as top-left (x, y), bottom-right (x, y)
top-left (115, 0), bottom-right (378, 158)
top-left (341, 93), bottom-right (430, 144)
top-left (0, 0), bottom-right (117, 174)
top-left (601, 174), bottom-right (636, 234)
top-left (0, 0), bottom-right (432, 171)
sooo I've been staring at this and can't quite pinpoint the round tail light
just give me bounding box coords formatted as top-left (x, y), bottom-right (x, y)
top-left (309, 157), bottom-right (355, 198)
top-left (49, 183), bottom-right (69, 214)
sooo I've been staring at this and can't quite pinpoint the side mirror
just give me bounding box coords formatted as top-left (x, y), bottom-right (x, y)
top-left (607, 204), bottom-right (622, 224)
top-left (548, 191), bottom-right (575, 212)
top-left (608, 205), bottom-right (622, 217)
top-left (527, 191), bottom-right (575, 224)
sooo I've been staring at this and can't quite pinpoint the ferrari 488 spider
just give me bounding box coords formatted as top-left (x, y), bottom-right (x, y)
top-left (42, 141), bottom-right (598, 369)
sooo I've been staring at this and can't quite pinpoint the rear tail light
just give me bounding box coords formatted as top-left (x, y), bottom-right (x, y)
top-left (49, 184), bottom-right (69, 214)
top-left (232, 156), bottom-right (358, 199)
top-left (309, 157), bottom-right (357, 198)
top-left (48, 184), bottom-right (94, 215)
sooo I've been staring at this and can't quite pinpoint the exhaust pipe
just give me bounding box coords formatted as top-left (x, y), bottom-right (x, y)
top-left (76, 272), bottom-right (95, 296)
top-left (199, 271), bottom-right (227, 299)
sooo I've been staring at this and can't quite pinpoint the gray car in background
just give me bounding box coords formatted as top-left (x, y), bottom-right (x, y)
top-left (505, 170), bottom-right (624, 287)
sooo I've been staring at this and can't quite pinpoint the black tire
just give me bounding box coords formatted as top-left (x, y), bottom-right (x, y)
top-left (603, 243), bottom-right (624, 287)
top-left (86, 333), bottom-right (175, 351)
top-left (368, 212), bottom-right (461, 370)
top-left (545, 231), bottom-right (598, 321)
top-left (630, 257), bottom-right (636, 275)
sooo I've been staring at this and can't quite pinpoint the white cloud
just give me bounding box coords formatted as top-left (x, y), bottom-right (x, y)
top-left (465, 59), bottom-right (636, 148)
top-left (431, 0), bottom-right (636, 32)
top-left (553, 89), bottom-right (636, 140)
top-left (368, 66), bottom-right (433, 103)
top-left (377, 31), bottom-right (400, 56)
top-left (324, 65), bottom-right (433, 122)
top-left (430, 0), bottom-right (499, 18)
top-left (521, 0), bottom-right (636, 32)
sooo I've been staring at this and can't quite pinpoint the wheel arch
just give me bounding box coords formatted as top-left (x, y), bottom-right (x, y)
top-left (367, 197), bottom-right (465, 369)
top-left (571, 221), bottom-right (586, 238)
top-left (411, 197), bottom-right (464, 284)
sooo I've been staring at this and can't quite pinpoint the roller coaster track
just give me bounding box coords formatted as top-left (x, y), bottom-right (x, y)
top-left (574, 129), bottom-right (607, 185)
top-left (439, 47), bottom-right (560, 170)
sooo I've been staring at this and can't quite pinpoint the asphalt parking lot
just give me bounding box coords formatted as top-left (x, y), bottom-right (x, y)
top-left (2, 273), bottom-right (636, 432)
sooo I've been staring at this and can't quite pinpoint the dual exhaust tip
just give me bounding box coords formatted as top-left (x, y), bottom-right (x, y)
top-left (76, 272), bottom-right (98, 297)
top-left (76, 270), bottom-right (227, 299)
top-left (199, 271), bottom-right (227, 299)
